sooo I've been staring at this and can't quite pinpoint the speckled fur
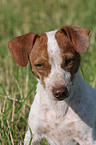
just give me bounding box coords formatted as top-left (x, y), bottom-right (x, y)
top-left (24, 29), bottom-right (96, 145)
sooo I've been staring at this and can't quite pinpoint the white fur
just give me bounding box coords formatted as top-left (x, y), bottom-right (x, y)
top-left (24, 30), bottom-right (96, 145)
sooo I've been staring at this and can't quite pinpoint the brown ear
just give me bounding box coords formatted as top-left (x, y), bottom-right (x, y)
top-left (61, 25), bottom-right (90, 53)
top-left (8, 33), bottom-right (37, 66)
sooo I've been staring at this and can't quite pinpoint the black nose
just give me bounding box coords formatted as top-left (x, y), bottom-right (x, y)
top-left (53, 86), bottom-right (68, 100)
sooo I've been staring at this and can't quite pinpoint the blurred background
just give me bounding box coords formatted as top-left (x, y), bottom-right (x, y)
top-left (0, 0), bottom-right (96, 144)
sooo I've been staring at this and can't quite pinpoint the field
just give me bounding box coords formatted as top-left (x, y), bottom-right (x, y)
top-left (0, 0), bottom-right (96, 144)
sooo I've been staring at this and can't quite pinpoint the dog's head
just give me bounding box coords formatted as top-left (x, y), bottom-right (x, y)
top-left (8, 26), bottom-right (90, 101)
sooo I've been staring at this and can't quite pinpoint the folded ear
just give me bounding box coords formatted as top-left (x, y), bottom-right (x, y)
top-left (8, 33), bottom-right (37, 66)
top-left (61, 25), bottom-right (90, 53)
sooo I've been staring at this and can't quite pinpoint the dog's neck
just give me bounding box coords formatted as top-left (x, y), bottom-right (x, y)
top-left (36, 70), bottom-right (86, 117)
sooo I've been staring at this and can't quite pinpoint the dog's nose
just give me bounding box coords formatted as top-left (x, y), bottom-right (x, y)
top-left (53, 86), bottom-right (68, 100)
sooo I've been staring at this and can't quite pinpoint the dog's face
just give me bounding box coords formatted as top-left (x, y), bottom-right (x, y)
top-left (8, 26), bottom-right (90, 101)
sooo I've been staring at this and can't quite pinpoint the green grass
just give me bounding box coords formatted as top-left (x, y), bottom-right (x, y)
top-left (0, 0), bottom-right (96, 144)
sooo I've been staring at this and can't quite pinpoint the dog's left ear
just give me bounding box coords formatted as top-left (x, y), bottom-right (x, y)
top-left (61, 25), bottom-right (90, 53)
top-left (8, 33), bottom-right (37, 67)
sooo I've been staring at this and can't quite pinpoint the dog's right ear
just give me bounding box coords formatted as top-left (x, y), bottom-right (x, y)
top-left (8, 33), bottom-right (37, 67)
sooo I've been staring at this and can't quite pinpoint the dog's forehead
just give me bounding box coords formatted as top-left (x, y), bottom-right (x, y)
top-left (46, 30), bottom-right (59, 52)
top-left (46, 30), bottom-right (62, 66)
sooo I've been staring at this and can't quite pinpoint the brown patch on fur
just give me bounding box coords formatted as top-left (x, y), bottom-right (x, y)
top-left (67, 122), bottom-right (74, 128)
top-left (51, 133), bottom-right (55, 137)
top-left (47, 124), bottom-right (50, 128)
top-left (62, 130), bottom-right (72, 137)
top-left (55, 29), bottom-right (80, 78)
top-left (29, 33), bottom-right (51, 85)
top-left (66, 130), bottom-right (72, 136)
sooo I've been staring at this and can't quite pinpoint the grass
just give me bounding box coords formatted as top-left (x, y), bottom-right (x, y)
top-left (0, 0), bottom-right (96, 144)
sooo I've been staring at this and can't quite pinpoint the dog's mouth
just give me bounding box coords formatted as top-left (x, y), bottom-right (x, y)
top-left (55, 94), bottom-right (69, 101)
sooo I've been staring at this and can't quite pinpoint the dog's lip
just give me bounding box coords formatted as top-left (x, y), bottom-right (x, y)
top-left (55, 94), bottom-right (69, 101)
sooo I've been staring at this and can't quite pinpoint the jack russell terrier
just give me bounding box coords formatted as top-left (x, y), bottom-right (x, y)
top-left (8, 25), bottom-right (96, 145)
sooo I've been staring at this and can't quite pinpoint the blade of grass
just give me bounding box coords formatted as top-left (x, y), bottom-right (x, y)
top-left (10, 85), bottom-right (36, 127)
top-left (29, 126), bottom-right (33, 145)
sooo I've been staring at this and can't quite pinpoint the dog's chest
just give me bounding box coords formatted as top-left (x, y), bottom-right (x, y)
top-left (37, 107), bottom-right (80, 143)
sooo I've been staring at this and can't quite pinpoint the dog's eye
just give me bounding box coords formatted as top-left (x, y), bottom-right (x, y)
top-left (65, 58), bottom-right (75, 66)
top-left (35, 63), bottom-right (44, 69)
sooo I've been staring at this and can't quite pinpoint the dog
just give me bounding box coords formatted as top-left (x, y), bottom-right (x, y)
top-left (8, 25), bottom-right (96, 145)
